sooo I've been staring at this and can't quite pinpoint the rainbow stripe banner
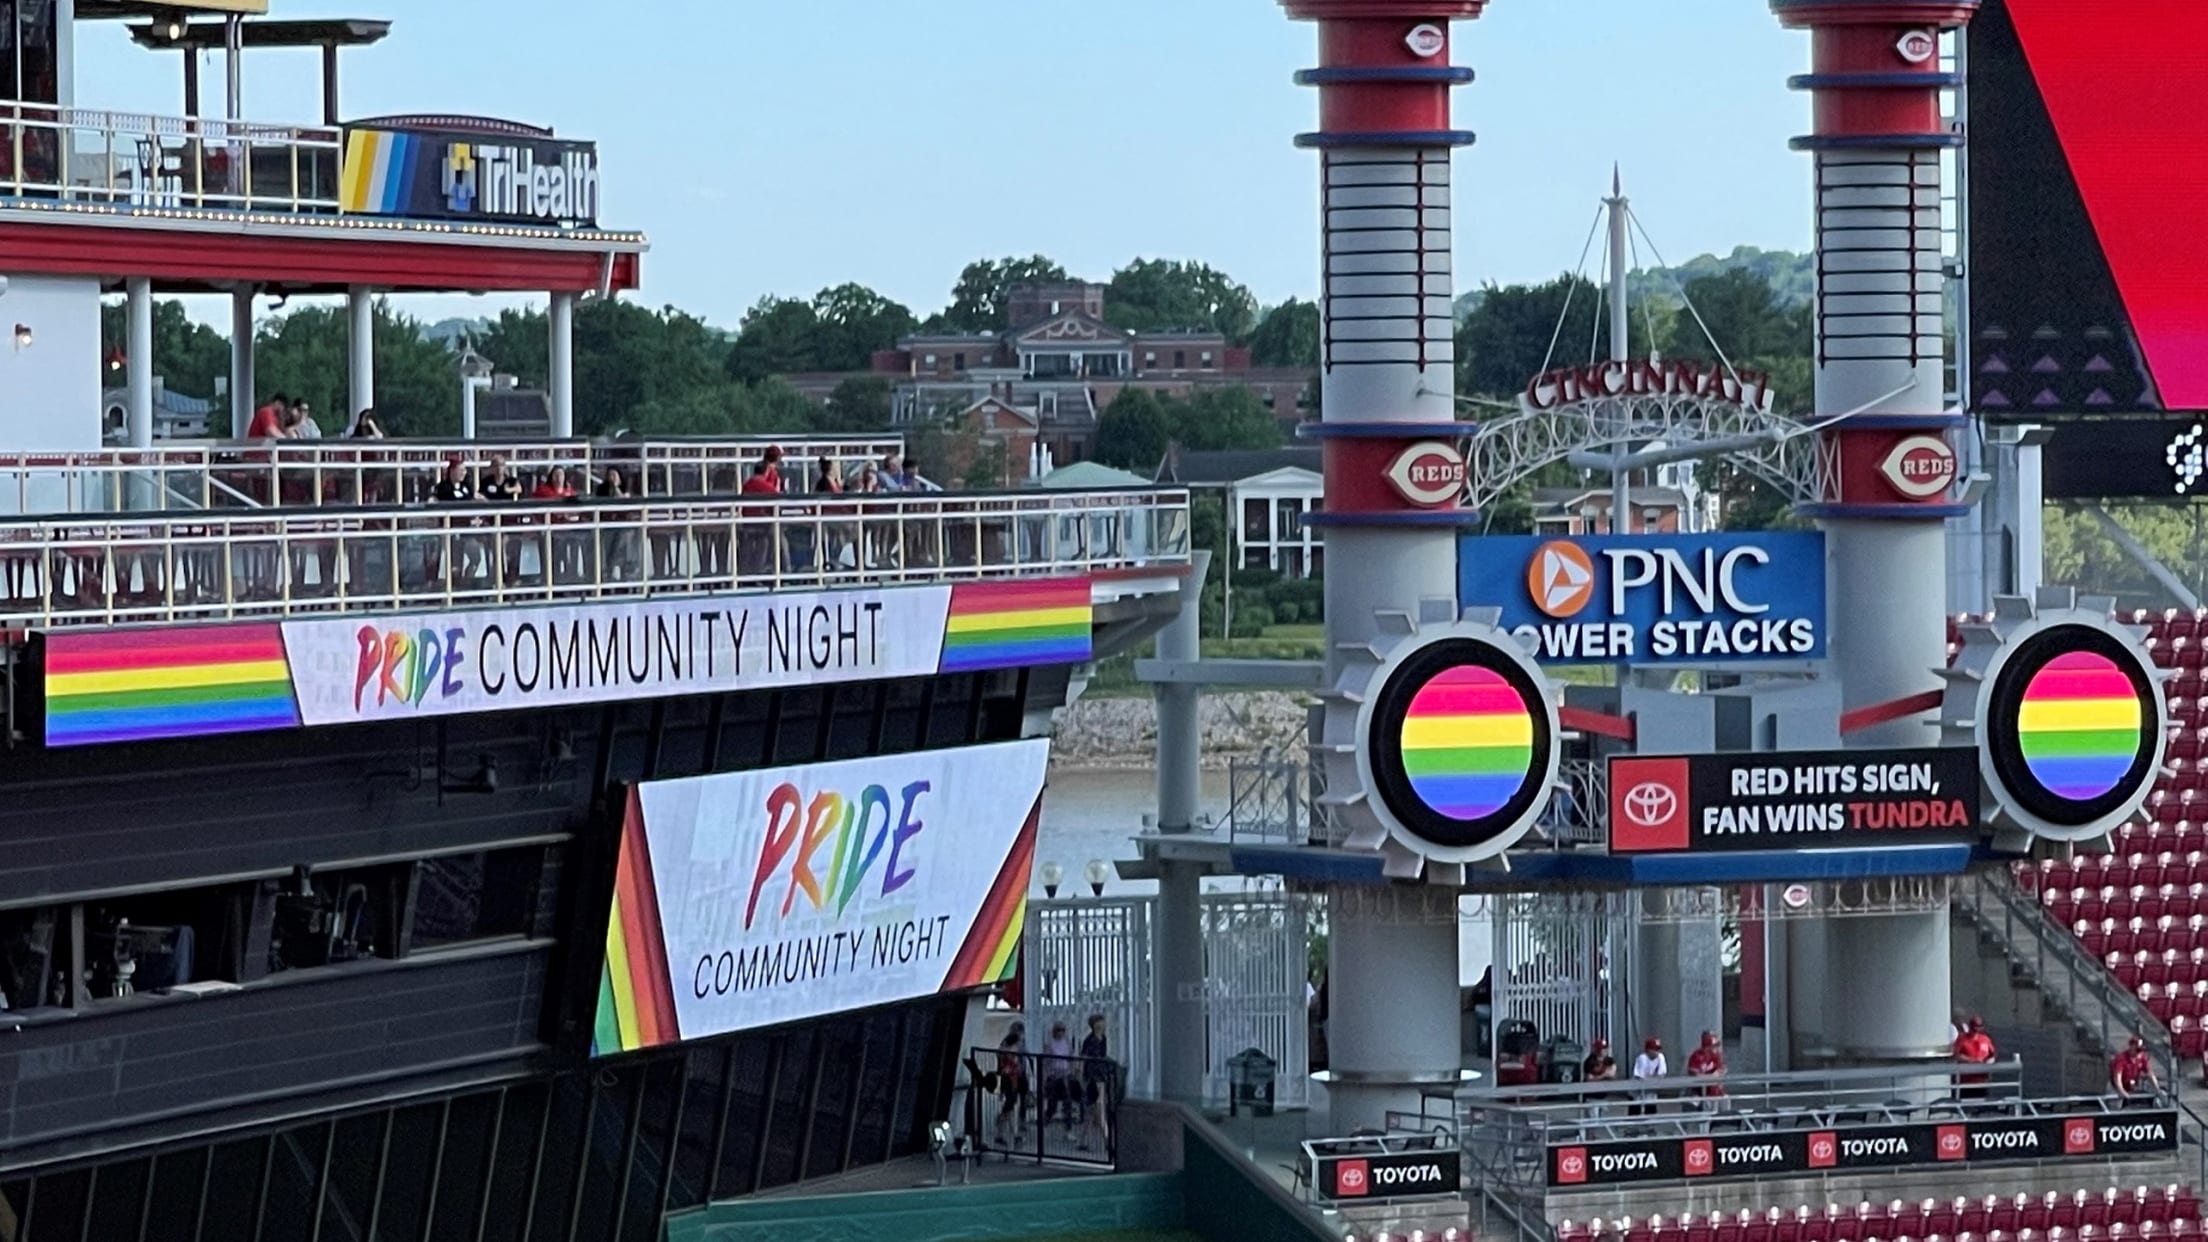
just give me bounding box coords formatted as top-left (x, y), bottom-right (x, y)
top-left (339, 129), bottom-right (423, 216)
top-left (45, 626), bottom-right (300, 748)
top-left (2018, 650), bottom-right (2145, 801)
top-left (939, 578), bottom-right (1092, 673)
top-left (940, 796), bottom-right (1040, 993)
top-left (597, 787), bottom-right (679, 1057)
top-left (1399, 664), bottom-right (1536, 821)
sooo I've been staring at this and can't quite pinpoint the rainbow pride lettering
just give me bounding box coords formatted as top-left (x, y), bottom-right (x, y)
top-left (353, 626), bottom-right (469, 711)
top-left (746, 780), bottom-right (927, 931)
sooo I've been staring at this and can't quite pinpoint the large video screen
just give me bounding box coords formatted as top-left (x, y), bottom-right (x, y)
top-left (1967, 0), bottom-right (2208, 417)
top-left (593, 739), bottom-right (1047, 1056)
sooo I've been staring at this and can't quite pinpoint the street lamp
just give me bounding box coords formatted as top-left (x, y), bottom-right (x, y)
top-left (1040, 862), bottom-right (1063, 899)
top-left (1083, 859), bottom-right (1109, 897)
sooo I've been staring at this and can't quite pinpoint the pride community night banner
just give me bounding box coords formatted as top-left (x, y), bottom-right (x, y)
top-left (38, 578), bottom-right (1091, 747)
top-left (593, 738), bottom-right (1048, 1055)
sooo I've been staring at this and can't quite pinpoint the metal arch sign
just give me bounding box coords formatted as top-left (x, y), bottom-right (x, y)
top-left (1949, 596), bottom-right (2169, 845)
top-left (1352, 626), bottom-right (1561, 861)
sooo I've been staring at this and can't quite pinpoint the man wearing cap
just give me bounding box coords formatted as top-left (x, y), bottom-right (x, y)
top-left (1686, 1031), bottom-right (1726, 1109)
top-left (1630, 1036), bottom-right (1666, 1116)
top-left (2112, 1034), bottom-right (2162, 1106)
top-left (1953, 1015), bottom-right (1997, 1101)
top-left (1583, 1037), bottom-right (1619, 1118)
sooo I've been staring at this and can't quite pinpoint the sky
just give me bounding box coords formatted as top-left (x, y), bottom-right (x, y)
top-left (77, 0), bottom-right (1817, 328)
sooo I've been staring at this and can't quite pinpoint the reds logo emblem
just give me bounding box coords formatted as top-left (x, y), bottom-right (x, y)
top-left (1896, 29), bottom-right (1937, 64)
top-left (1879, 434), bottom-right (1958, 500)
top-left (1385, 441), bottom-right (1467, 508)
top-left (1405, 24), bottom-right (1446, 58)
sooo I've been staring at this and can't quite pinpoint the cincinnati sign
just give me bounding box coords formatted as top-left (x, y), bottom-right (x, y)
top-left (1520, 356), bottom-right (1777, 416)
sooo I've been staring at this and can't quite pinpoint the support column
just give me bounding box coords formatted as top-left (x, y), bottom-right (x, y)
top-left (548, 292), bottom-right (576, 438)
top-left (124, 277), bottom-right (154, 449)
top-left (1775, 0), bottom-right (1980, 1066)
top-left (1283, 0), bottom-right (1486, 1133)
top-left (347, 286), bottom-right (375, 432)
top-left (1154, 549), bottom-right (1210, 1108)
top-left (229, 289), bottom-right (255, 438)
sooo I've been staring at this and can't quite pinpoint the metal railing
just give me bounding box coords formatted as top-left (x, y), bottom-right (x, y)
top-left (1, 99), bottom-right (340, 214)
top-left (957, 1046), bottom-right (1120, 1169)
top-left (0, 488), bottom-right (1191, 627)
top-left (1454, 1060), bottom-right (2027, 1137)
top-left (0, 437), bottom-right (910, 517)
top-left (1956, 868), bottom-right (2177, 1084)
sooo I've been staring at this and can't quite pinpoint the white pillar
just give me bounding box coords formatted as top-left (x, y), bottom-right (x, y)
top-left (2015, 428), bottom-right (2046, 597)
top-left (1154, 550), bottom-right (1210, 1107)
top-left (548, 292), bottom-right (576, 438)
top-left (347, 285), bottom-right (375, 431)
top-left (125, 278), bottom-right (155, 449)
top-left (229, 289), bottom-right (255, 438)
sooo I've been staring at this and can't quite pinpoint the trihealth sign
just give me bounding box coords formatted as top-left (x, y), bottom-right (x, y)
top-left (40, 579), bottom-right (1092, 747)
top-left (1458, 533), bottom-right (1827, 665)
top-left (340, 126), bottom-right (600, 225)
top-left (593, 739), bottom-right (1046, 1054)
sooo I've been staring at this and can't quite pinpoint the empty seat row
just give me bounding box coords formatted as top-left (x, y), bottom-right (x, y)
top-left (1559, 1187), bottom-right (2204, 1242)
top-left (2049, 888), bottom-right (2208, 928)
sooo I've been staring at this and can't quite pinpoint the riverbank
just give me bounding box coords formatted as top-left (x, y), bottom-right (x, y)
top-left (1049, 691), bottom-right (1313, 771)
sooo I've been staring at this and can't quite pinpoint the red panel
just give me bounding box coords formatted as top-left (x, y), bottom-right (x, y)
top-left (0, 219), bottom-right (641, 294)
top-left (1810, 27), bottom-right (1944, 135)
top-left (1321, 436), bottom-right (1465, 513)
top-left (1823, 428), bottom-right (1960, 508)
top-left (2007, 0), bottom-right (2208, 409)
top-left (1317, 20), bottom-right (1452, 133)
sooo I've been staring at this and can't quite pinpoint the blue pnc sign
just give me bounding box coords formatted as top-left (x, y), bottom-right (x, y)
top-left (1458, 532), bottom-right (1829, 665)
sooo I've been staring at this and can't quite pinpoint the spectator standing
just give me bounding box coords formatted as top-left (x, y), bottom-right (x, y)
top-left (1686, 1030), bottom-right (1726, 1107)
top-left (430, 458), bottom-right (477, 584)
top-left (479, 456), bottom-right (522, 501)
top-left (2112, 1034), bottom-right (2162, 1105)
top-left (993, 1022), bottom-right (1030, 1148)
top-left (1630, 1037), bottom-right (1666, 1116)
top-left (594, 467), bottom-right (639, 582)
top-left (531, 466), bottom-right (576, 500)
top-left (1953, 1015), bottom-right (1997, 1100)
top-left (349, 409), bottom-right (385, 440)
top-left (289, 398), bottom-right (322, 439)
top-left (247, 392), bottom-right (290, 440)
top-left (1583, 1036), bottom-right (1619, 1118)
top-left (1079, 1014), bottom-right (1113, 1152)
top-left (1039, 1021), bottom-right (1079, 1135)
top-left (738, 458), bottom-right (782, 575)
top-left (431, 458), bottom-right (473, 503)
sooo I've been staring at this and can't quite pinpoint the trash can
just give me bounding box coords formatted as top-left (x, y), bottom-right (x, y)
top-left (1541, 1036), bottom-right (1586, 1085)
top-left (1228, 1047), bottom-right (1277, 1117)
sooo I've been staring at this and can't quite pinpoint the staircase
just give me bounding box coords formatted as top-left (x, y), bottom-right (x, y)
top-left (1952, 868), bottom-right (2179, 1093)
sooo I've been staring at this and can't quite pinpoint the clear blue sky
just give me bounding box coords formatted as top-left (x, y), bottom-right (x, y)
top-left (79, 0), bottom-right (1814, 327)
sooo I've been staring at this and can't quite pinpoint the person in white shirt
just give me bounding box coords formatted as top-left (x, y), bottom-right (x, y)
top-left (1630, 1036), bottom-right (1667, 1115)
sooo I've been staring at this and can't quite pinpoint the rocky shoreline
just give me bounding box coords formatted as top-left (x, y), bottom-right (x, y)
top-left (1049, 691), bottom-right (1314, 771)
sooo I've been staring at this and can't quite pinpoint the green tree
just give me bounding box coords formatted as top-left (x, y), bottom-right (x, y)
top-left (1168, 386), bottom-right (1283, 452)
top-left (1094, 388), bottom-right (1174, 470)
top-left (1662, 268), bottom-right (1810, 363)
top-left (810, 283), bottom-right (915, 372)
top-left (98, 299), bottom-right (231, 399)
top-left (254, 301), bottom-right (459, 436)
top-left (938, 255), bottom-right (1070, 331)
top-left (1249, 298), bottom-right (1321, 368)
top-left (1456, 274), bottom-right (1657, 400)
top-left (1104, 258), bottom-right (1259, 341)
top-left (724, 296), bottom-right (822, 383)
top-left (821, 375), bottom-right (893, 433)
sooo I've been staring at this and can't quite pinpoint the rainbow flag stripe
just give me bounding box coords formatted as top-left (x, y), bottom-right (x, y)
top-left (2018, 650), bottom-right (2144, 801)
top-left (941, 793), bottom-right (1040, 993)
top-left (45, 625), bottom-right (300, 748)
top-left (939, 578), bottom-right (1092, 673)
top-left (595, 788), bottom-right (679, 1056)
top-left (1399, 664), bottom-right (1534, 821)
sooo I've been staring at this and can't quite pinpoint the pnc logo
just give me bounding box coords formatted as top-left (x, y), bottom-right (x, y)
top-left (745, 779), bottom-right (930, 932)
top-left (1527, 541), bottom-right (1596, 618)
top-left (1384, 441), bottom-right (1467, 508)
top-left (1405, 23), bottom-right (1446, 58)
top-left (1335, 1159), bottom-right (1371, 1196)
top-left (1896, 29), bottom-right (1938, 64)
top-left (1879, 434), bottom-right (1958, 500)
top-left (353, 624), bottom-right (467, 711)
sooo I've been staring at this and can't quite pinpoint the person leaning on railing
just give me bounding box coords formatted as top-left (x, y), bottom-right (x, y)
top-left (594, 467), bottom-right (643, 583)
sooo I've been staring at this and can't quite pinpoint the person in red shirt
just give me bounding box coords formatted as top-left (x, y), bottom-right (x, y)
top-left (1953, 1015), bottom-right (1997, 1101)
top-left (2112, 1034), bottom-right (2162, 1105)
top-left (1686, 1030), bottom-right (1726, 1105)
top-left (738, 458), bottom-right (783, 575)
top-left (246, 392), bottom-right (291, 440)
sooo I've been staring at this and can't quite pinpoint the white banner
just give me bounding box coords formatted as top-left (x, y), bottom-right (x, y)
top-left (596, 739), bottom-right (1047, 1051)
top-left (281, 587), bottom-right (952, 726)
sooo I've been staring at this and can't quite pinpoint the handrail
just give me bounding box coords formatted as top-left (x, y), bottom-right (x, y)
top-left (1960, 868), bottom-right (2177, 1084)
top-left (2, 98), bottom-right (340, 214)
top-left (0, 488), bottom-right (1191, 628)
top-left (0, 437), bottom-right (910, 517)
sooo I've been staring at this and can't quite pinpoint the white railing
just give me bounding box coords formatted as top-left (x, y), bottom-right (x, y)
top-left (0, 437), bottom-right (910, 516)
top-left (0, 488), bottom-right (1191, 628)
top-left (1, 99), bottom-right (341, 214)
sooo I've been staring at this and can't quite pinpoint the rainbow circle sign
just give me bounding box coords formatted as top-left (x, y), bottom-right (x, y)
top-left (1951, 593), bottom-right (2169, 845)
top-left (1353, 624), bottom-right (1560, 861)
top-left (595, 738), bottom-right (1046, 1054)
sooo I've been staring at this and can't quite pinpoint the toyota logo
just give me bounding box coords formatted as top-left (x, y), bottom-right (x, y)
top-left (1622, 781), bottom-right (1678, 829)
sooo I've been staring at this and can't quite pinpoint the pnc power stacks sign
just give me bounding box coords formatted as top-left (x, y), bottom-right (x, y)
top-left (593, 739), bottom-right (1048, 1055)
top-left (1458, 533), bottom-right (1827, 666)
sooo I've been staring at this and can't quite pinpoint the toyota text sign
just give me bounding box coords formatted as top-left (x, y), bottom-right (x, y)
top-left (1608, 747), bottom-right (1981, 854)
top-left (1316, 1149), bottom-right (1461, 1201)
top-left (1458, 533), bottom-right (1827, 665)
